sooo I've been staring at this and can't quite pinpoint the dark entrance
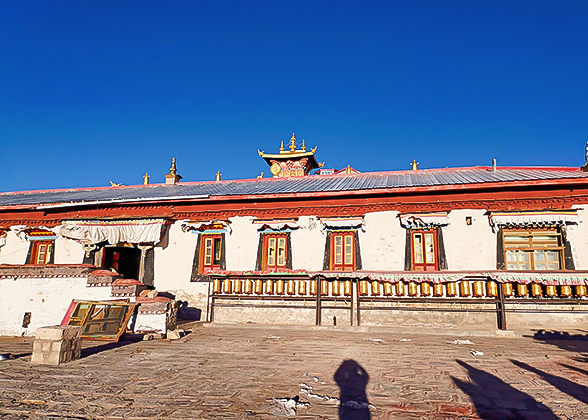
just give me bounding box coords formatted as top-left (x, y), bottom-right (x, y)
top-left (103, 246), bottom-right (141, 280)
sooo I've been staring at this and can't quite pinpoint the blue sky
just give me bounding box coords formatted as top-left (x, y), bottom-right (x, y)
top-left (1, 1), bottom-right (587, 192)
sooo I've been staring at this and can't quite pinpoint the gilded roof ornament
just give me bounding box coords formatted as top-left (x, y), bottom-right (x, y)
top-left (280, 141), bottom-right (284, 152)
top-left (411, 159), bottom-right (419, 171)
top-left (168, 158), bottom-right (178, 176)
top-left (301, 139), bottom-right (306, 152)
top-left (257, 149), bottom-right (264, 156)
top-left (143, 173), bottom-right (150, 185)
top-left (289, 133), bottom-right (297, 152)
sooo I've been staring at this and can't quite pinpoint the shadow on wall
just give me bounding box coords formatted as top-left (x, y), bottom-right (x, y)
top-left (177, 301), bottom-right (202, 321)
top-left (530, 329), bottom-right (588, 363)
top-left (511, 359), bottom-right (588, 406)
top-left (334, 359), bottom-right (371, 420)
top-left (451, 359), bottom-right (558, 420)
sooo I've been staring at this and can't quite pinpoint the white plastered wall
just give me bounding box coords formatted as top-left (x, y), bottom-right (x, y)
top-left (291, 216), bottom-right (326, 271)
top-left (153, 221), bottom-right (208, 319)
top-left (54, 236), bottom-right (85, 264)
top-left (565, 206), bottom-right (588, 270)
top-left (0, 277), bottom-right (111, 336)
top-left (225, 216), bottom-right (259, 271)
top-left (359, 211), bottom-right (406, 271)
top-left (0, 230), bottom-right (29, 265)
top-left (443, 209), bottom-right (496, 270)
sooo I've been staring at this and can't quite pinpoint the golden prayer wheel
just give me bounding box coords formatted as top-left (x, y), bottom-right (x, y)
top-left (531, 283), bottom-right (543, 297)
top-left (408, 282), bottom-right (418, 296)
top-left (299, 281), bottom-right (307, 295)
top-left (473, 281), bottom-right (484, 297)
top-left (309, 280), bottom-right (317, 295)
top-left (503, 283), bottom-right (514, 297)
top-left (395, 281), bottom-right (405, 296)
top-left (254, 279), bottom-right (263, 294)
top-left (545, 285), bottom-right (557, 297)
top-left (243, 279), bottom-right (253, 294)
top-left (486, 281), bottom-right (498, 297)
top-left (383, 282), bottom-right (393, 296)
top-left (222, 279), bottom-right (232, 294)
top-left (359, 280), bottom-right (369, 296)
top-left (575, 285), bottom-right (587, 297)
top-left (320, 280), bottom-right (329, 296)
top-left (332, 280), bottom-right (341, 296)
top-left (265, 280), bottom-right (274, 294)
top-left (212, 279), bottom-right (222, 294)
top-left (276, 280), bottom-right (285, 295)
top-left (517, 283), bottom-right (528, 297)
top-left (233, 280), bottom-right (242, 294)
top-left (560, 285), bottom-right (572, 297)
top-left (421, 282), bottom-right (432, 296)
top-left (433, 283), bottom-right (444, 297)
top-left (371, 281), bottom-right (380, 296)
top-left (344, 280), bottom-right (352, 296)
top-left (286, 279), bottom-right (295, 295)
top-left (459, 281), bottom-right (471, 297)
top-left (446, 282), bottom-right (458, 297)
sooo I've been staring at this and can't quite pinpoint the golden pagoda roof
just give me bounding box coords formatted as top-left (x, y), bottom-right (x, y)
top-left (257, 133), bottom-right (320, 169)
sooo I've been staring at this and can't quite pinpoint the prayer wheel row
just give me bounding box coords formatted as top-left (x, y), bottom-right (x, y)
top-left (212, 278), bottom-right (588, 298)
top-left (211, 278), bottom-right (353, 296)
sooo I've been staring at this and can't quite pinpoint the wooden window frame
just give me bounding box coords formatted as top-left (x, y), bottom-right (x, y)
top-left (502, 228), bottom-right (563, 271)
top-left (30, 240), bottom-right (53, 265)
top-left (410, 229), bottom-right (439, 271)
top-left (200, 234), bottom-right (223, 273)
top-left (262, 233), bottom-right (288, 272)
top-left (330, 231), bottom-right (356, 271)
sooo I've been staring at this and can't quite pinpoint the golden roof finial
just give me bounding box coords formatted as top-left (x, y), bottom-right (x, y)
top-left (301, 139), bottom-right (306, 152)
top-left (143, 173), bottom-right (150, 185)
top-left (345, 165), bottom-right (352, 174)
top-left (411, 159), bottom-right (419, 171)
top-left (169, 157), bottom-right (178, 176)
top-left (257, 172), bottom-right (264, 179)
top-left (289, 133), bottom-right (296, 152)
top-left (215, 171), bottom-right (221, 182)
top-left (280, 141), bottom-right (284, 152)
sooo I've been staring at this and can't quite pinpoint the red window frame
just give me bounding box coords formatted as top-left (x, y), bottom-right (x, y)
top-left (330, 231), bottom-right (355, 271)
top-left (262, 233), bottom-right (288, 272)
top-left (200, 234), bottom-right (223, 273)
top-left (411, 229), bottom-right (439, 271)
top-left (30, 241), bottom-right (53, 265)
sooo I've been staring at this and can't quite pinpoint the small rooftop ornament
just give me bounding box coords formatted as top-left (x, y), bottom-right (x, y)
top-left (165, 158), bottom-right (182, 185)
top-left (411, 159), bottom-right (419, 171)
top-left (143, 173), bottom-right (150, 185)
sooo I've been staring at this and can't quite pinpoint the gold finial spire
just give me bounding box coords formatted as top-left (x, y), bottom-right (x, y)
top-left (345, 165), bottom-right (352, 174)
top-left (280, 141), bottom-right (284, 152)
top-left (289, 133), bottom-right (296, 152)
top-left (169, 157), bottom-right (178, 176)
top-left (301, 139), bottom-right (306, 152)
top-left (215, 171), bottom-right (221, 182)
top-left (143, 172), bottom-right (150, 185)
top-left (411, 159), bottom-right (419, 171)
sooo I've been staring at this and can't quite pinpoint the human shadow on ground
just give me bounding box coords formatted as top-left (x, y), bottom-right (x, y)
top-left (452, 360), bottom-right (558, 419)
top-left (511, 359), bottom-right (588, 405)
top-left (81, 340), bottom-right (136, 358)
top-left (334, 359), bottom-right (371, 420)
top-left (560, 363), bottom-right (588, 377)
top-left (530, 330), bottom-right (588, 363)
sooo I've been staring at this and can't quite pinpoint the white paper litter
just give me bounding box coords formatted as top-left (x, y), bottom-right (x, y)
top-left (448, 339), bottom-right (475, 345)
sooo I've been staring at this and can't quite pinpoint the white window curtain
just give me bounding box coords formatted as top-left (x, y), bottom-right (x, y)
top-left (60, 219), bottom-right (168, 244)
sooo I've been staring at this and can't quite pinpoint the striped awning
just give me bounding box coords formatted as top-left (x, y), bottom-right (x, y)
top-left (399, 212), bottom-right (449, 228)
top-left (252, 219), bottom-right (299, 231)
top-left (488, 211), bottom-right (579, 227)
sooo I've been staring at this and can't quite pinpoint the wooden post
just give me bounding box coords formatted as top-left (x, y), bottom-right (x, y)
top-left (315, 277), bottom-right (322, 326)
top-left (497, 282), bottom-right (507, 330)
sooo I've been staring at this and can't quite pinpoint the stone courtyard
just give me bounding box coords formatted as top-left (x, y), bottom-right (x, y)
top-left (0, 324), bottom-right (587, 419)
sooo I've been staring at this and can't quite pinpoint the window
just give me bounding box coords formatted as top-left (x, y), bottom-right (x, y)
top-left (31, 241), bottom-right (53, 265)
top-left (263, 233), bottom-right (288, 271)
top-left (503, 228), bottom-right (563, 271)
top-left (330, 231), bottom-right (355, 271)
top-left (200, 234), bottom-right (223, 272)
top-left (411, 229), bottom-right (438, 271)
top-left (102, 245), bottom-right (141, 279)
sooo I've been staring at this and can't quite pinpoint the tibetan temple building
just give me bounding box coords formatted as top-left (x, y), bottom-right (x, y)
top-left (1, 134), bottom-right (588, 336)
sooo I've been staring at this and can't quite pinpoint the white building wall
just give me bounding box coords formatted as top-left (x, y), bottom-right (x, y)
top-left (291, 216), bottom-right (326, 271)
top-left (0, 277), bottom-right (111, 336)
top-left (54, 236), bottom-right (85, 264)
top-left (0, 231), bottom-right (29, 265)
top-left (443, 209), bottom-right (496, 270)
top-left (566, 206), bottom-right (588, 270)
top-left (225, 216), bottom-right (258, 271)
top-left (360, 211), bottom-right (406, 271)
